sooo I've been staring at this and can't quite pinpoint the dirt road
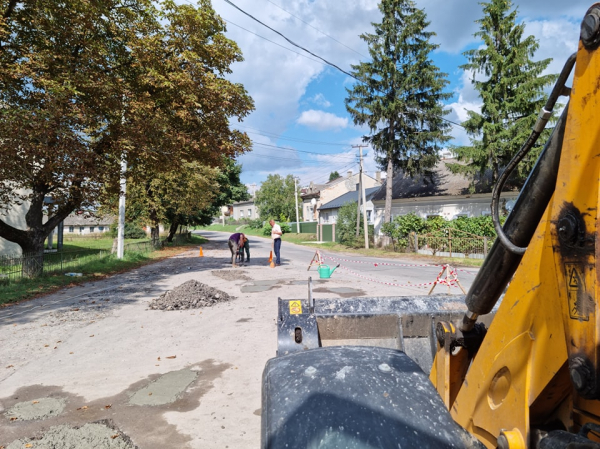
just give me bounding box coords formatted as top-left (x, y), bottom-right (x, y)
top-left (0, 231), bottom-right (478, 448)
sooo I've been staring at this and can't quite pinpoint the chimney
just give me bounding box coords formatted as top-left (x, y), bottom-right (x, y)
top-left (347, 170), bottom-right (353, 178)
top-left (376, 171), bottom-right (381, 183)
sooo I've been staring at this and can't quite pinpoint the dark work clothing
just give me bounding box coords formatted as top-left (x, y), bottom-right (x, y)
top-left (274, 238), bottom-right (281, 265)
top-left (228, 238), bottom-right (239, 265)
top-left (238, 239), bottom-right (250, 262)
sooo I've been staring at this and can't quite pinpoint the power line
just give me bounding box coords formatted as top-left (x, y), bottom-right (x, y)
top-left (265, 0), bottom-right (368, 59)
top-left (223, 18), bottom-right (325, 66)
top-left (220, 0), bottom-right (465, 130)
top-left (252, 141), bottom-right (356, 159)
top-left (222, 0), bottom-right (356, 79)
top-left (236, 125), bottom-right (349, 147)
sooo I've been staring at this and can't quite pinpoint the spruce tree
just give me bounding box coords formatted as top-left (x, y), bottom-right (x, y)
top-left (449, 0), bottom-right (556, 185)
top-left (345, 0), bottom-right (451, 228)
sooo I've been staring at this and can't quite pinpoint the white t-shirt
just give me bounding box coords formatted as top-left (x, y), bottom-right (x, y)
top-left (271, 223), bottom-right (282, 240)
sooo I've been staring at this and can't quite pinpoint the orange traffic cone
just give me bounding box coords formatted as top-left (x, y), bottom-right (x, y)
top-left (199, 247), bottom-right (204, 257)
top-left (269, 251), bottom-right (275, 268)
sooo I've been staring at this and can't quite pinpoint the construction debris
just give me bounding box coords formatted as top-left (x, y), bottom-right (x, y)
top-left (148, 280), bottom-right (234, 311)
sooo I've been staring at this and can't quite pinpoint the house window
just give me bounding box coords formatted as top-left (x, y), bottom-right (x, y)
top-left (248, 209), bottom-right (252, 217)
top-left (79, 226), bottom-right (85, 233)
top-left (240, 210), bottom-right (244, 217)
top-left (367, 210), bottom-right (372, 222)
top-left (99, 226), bottom-right (104, 232)
top-left (90, 227), bottom-right (95, 233)
top-left (68, 226), bottom-right (74, 233)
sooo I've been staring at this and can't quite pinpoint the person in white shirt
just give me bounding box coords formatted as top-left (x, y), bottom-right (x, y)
top-left (269, 219), bottom-right (282, 266)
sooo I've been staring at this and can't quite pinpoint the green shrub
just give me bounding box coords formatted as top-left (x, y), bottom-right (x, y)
top-left (108, 222), bottom-right (147, 239)
top-left (261, 221), bottom-right (291, 236)
top-left (247, 218), bottom-right (264, 229)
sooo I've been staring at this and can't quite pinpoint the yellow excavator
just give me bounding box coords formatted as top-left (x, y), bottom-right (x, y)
top-left (262, 4), bottom-right (600, 448)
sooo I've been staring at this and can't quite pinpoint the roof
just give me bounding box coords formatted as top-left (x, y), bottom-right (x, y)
top-left (319, 187), bottom-right (381, 211)
top-left (370, 159), bottom-right (502, 202)
top-left (63, 214), bottom-right (114, 226)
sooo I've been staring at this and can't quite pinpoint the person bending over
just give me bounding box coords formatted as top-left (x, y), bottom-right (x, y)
top-left (228, 232), bottom-right (245, 267)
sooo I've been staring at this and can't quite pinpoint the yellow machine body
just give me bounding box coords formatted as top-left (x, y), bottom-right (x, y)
top-left (430, 20), bottom-right (600, 448)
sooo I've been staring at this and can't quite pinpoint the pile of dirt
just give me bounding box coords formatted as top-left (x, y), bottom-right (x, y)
top-left (148, 280), bottom-right (234, 311)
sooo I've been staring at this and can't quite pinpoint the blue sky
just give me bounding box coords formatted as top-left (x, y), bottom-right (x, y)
top-left (190, 0), bottom-right (589, 191)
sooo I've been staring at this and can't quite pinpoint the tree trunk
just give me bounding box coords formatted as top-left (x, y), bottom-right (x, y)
top-left (20, 234), bottom-right (46, 278)
top-left (382, 157), bottom-right (394, 247)
top-left (166, 219), bottom-right (179, 243)
top-left (149, 208), bottom-right (161, 247)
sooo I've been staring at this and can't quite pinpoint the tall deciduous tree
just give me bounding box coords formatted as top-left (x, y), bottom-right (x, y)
top-left (0, 0), bottom-right (253, 276)
top-left (345, 0), bottom-right (451, 230)
top-left (162, 159), bottom-right (249, 240)
top-left (448, 0), bottom-right (556, 184)
top-left (255, 174), bottom-right (300, 221)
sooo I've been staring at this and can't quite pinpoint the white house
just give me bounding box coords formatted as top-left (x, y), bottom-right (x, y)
top-left (63, 214), bottom-right (113, 234)
top-left (318, 187), bottom-right (381, 225)
top-left (301, 170), bottom-right (382, 223)
top-left (231, 200), bottom-right (258, 221)
top-left (372, 159), bottom-right (519, 243)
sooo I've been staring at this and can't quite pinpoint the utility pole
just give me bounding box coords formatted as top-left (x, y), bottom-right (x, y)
top-left (117, 99), bottom-right (127, 259)
top-left (117, 154), bottom-right (127, 259)
top-left (294, 177), bottom-right (300, 233)
top-left (352, 145), bottom-right (369, 249)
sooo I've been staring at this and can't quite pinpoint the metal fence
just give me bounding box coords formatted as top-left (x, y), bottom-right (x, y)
top-left (415, 229), bottom-right (494, 259)
top-left (0, 240), bottom-right (155, 284)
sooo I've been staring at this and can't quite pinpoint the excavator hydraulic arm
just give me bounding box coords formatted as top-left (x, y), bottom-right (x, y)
top-left (431, 4), bottom-right (600, 448)
top-left (261, 4), bottom-right (600, 449)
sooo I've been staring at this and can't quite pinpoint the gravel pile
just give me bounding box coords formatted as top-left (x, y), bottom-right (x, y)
top-left (148, 280), bottom-right (234, 311)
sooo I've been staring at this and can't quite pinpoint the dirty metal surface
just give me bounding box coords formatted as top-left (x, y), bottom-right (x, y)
top-left (262, 346), bottom-right (484, 449)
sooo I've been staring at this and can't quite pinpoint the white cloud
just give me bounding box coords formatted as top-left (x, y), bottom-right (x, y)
top-left (199, 0), bottom-right (590, 183)
top-left (297, 110), bottom-right (349, 131)
top-left (310, 93), bottom-right (331, 108)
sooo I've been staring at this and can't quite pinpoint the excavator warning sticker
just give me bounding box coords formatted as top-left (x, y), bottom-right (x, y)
top-left (289, 301), bottom-right (302, 315)
top-left (565, 263), bottom-right (589, 321)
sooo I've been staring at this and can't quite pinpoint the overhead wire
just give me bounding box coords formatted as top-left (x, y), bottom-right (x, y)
top-left (223, 18), bottom-right (325, 66)
top-left (221, 0), bottom-right (356, 79)
top-left (235, 124), bottom-right (349, 147)
top-left (251, 141), bottom-right (356, 159)
top-left (220, 0), bottom-right (466, 130)
top-left (264, 0), bottom-right (368, 59)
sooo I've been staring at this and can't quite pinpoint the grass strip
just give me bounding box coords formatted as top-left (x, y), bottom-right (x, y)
top-left (0, 235), bottom-right (207, 306)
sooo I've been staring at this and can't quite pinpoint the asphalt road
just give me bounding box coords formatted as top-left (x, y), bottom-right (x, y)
top-left (206, 230), bottom-right (480, 295)
top-left (0, 231), bottom-right (479, 448)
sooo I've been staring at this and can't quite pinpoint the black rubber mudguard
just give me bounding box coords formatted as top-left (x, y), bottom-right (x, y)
top-left (261, 346), bottom-right (484, 449)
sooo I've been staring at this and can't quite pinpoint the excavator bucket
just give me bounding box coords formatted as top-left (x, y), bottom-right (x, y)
top-left (261, 287), bottom-right (492, 448)
top-left (274, 291), bottom-right (494, 373)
